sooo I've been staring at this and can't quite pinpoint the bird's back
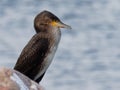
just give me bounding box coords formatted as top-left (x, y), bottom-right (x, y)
top-left (14, 33), bottom-right (51, 82)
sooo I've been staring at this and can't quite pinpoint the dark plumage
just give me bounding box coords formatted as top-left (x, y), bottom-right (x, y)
top-left (14, 10), bottom-right (71, 83)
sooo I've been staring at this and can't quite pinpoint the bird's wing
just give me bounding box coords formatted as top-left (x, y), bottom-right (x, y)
top-left (14, 34), bottom-right (50, 75)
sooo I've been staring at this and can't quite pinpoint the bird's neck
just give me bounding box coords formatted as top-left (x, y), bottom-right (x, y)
top-left (49, 27), bottom-right (61, 44)
top-left (33, 27), bottom-right (61, 81)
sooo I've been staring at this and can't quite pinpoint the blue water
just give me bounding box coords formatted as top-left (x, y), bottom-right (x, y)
top-left (1, 0), bottom-right (120, 90)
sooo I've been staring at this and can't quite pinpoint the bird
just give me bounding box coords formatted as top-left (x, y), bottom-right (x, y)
top-left (14, 10), bottom-right (71, 83)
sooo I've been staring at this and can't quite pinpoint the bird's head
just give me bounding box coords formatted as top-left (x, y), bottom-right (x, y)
top-left (34, 10), bottom-right (71, 33)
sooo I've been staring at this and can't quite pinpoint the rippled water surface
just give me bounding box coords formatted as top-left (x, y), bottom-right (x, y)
top-left (0, 0), bottom-right (120, 90)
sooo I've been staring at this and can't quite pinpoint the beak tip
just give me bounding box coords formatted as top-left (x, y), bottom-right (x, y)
top-left (65, 25), bottom-right (72, 30)
top-left (69, 26), bottom-right (72, 30)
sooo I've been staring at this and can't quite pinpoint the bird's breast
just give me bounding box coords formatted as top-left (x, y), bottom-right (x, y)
top-left (34, 29), bottom-right (61, 80)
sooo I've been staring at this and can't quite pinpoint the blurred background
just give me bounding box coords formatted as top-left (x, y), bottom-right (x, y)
top-left (0, 0), bottom-right (120, 90)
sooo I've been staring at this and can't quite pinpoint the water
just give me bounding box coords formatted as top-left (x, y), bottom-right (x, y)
top-left (0, 0), bottom-right (120, 90)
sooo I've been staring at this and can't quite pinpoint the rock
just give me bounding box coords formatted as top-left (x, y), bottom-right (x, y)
top-left (0, 67), bottom-right (43, 90)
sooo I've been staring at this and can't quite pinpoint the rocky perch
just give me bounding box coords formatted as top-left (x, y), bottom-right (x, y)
top-left (0, 67), bottom-right (43, 90)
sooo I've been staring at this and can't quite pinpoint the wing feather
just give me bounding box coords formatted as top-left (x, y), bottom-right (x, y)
top-left (14, 34), bottom-right (50, 79)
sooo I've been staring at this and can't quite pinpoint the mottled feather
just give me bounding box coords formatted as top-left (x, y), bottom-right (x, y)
top-left (14, 33), bottom-right (50, 80)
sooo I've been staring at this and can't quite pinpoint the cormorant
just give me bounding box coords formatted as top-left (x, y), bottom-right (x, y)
top-left (14, 10), bottom-right (71, 83)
